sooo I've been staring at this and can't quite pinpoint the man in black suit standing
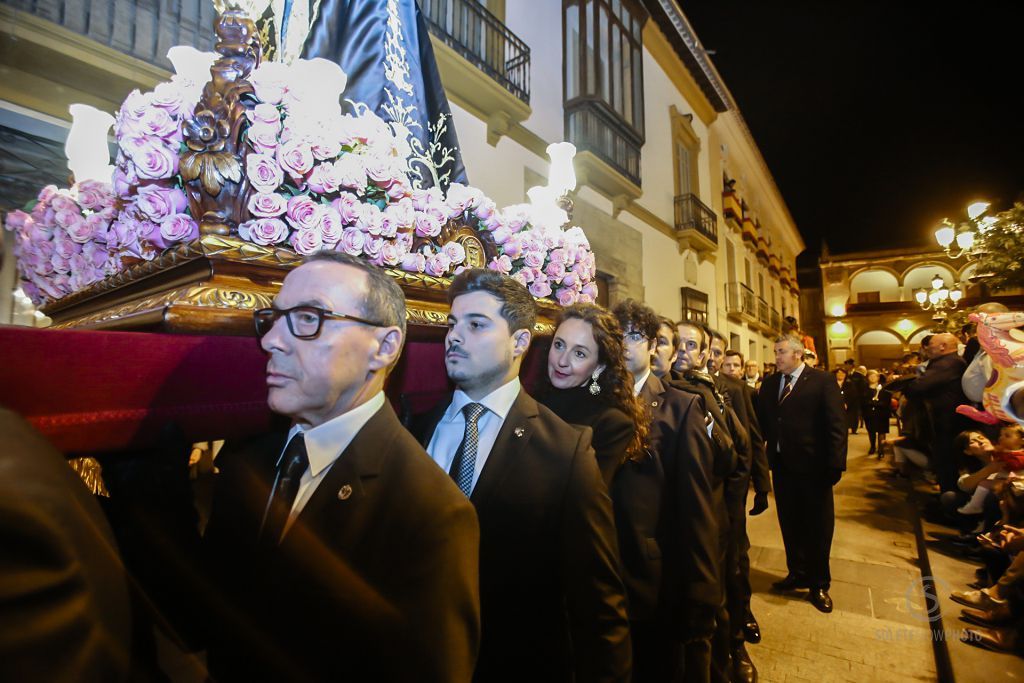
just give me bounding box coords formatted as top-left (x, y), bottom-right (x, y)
top-left (756, 334), bottom-right (848, 614)
top-left (202, 252), bottom-right (481, 682)
top-left (613, 300), bottom-right (719, 683)
top-left (418, 269), bottom-right (631, 683)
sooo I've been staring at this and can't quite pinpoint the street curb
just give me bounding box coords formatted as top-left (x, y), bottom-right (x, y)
top-left (906, 482), bottom-right (956, 683)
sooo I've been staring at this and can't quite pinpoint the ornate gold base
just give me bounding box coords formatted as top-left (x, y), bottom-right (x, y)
top-left (43, 235), bottom-right (557, 335)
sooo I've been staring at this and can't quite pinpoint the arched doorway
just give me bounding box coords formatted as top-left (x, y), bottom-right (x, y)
top-left (855, 329), bottom-right (905, 373)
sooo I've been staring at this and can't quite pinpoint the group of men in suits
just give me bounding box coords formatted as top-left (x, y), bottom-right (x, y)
top-left (192, 252), bottom-right (848, 683)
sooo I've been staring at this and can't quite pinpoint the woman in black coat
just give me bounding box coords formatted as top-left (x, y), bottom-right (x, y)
top-left (540, 303), bottom-right (649, 489)
top-left (834, 368), bottom-right (859, 433)
top-left (861, 369), bottom-right (893, 456)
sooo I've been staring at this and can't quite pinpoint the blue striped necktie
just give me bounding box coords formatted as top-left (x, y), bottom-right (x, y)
top-left (779, 374), bottom-right (794, 404)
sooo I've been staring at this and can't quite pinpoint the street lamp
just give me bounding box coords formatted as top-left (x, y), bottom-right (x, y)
top-left (934, 200), bottom-right (993, 259)
top-left (914, 273), bottom-right (963, 320)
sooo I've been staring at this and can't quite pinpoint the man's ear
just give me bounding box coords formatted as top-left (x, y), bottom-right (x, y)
top-left (369, 326), bottom-right (404, 371)
top-left (511, 328), bottom-right (532, 359)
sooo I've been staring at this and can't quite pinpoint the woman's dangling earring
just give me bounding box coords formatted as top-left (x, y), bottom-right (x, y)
top-left (589, 369), bottom-right (602, 395)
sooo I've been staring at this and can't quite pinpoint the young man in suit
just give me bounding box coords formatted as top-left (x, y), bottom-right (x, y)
top-left (202, 252), bottom-right (481, 682)
top-left (614, 301), bottom-right (719, 683)
top-left (756, 334), bottom-right (848, 614)
top-left (417, 269), bottom-right (631, 683)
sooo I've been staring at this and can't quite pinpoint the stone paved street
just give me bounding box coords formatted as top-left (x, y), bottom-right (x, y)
top-left (744, 431), bottom-right (939, 682)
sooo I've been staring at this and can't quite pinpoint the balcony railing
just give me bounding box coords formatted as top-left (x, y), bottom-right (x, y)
top-left (770, 307), bottom-right (782, 333)
top-left (3, 0), bottom-right (215, 70)
top-left (674, 193), bottom-right (717, 245)
top-left (566, 98), bottom-right (643, 186)
top-left (421, 0), bottom-right (530, 104)
top-left (725, 282), bottom-right (757, 320)
top-left (757, 296), bottom-right (770, 327)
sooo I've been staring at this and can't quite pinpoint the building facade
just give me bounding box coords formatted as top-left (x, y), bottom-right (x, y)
top-left (819, 245), bottom-right (1024, 371)
top-left (0, 0), bottom-right (804, 364)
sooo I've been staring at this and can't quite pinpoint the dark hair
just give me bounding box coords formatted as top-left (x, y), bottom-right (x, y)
top-left (448, 268), bottom-right (537, 333)
top-left (834, 367), bottom-right (847, 380)
top-left (677, 320), bottom-right (708, 351)
top-left (725, 349), bottom-right (744, 362)
top-left (612, 299), bottom-right (659, 342)
top-left (1000, 424), bottom-right (1024, 439)
top-left (706, 326), bottom-right (726, 345)
top-left (304, 251), bottom-right (407, 338)
top-left (920, 335), bottom-right (934, 350)
top-left (843, 358), bottom-right (855, 366)
top-left (658, 316), bottom-right (680, 350)
top-left (954, 430), bottom-right (985, 455)
top-left (555, 303), bottom-right (650, 464)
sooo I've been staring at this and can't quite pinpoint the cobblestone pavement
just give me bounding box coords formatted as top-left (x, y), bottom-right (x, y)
top-left (744, 431), bottom-right (939, 683)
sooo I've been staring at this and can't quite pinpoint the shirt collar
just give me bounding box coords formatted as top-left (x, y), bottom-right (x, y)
top-left (786, 362), bottom-right (806, 381)
top-left (285, 391), bottom-right (386, 478)
top-left (446, 377), bottom-right (522, 423)
top-left (633, 368), bottom-right (652, 396)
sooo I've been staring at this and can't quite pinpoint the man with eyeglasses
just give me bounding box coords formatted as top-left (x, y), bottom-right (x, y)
top-left (202, 251), bottom-right (481, 682)
top-left (611, 299), bottom-right (719, 683)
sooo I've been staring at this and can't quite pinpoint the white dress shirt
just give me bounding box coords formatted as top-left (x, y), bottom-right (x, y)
top-left (426, 377), bottom-right (522, 495)
top-left (778, 362), bottom-right (806, 400)
top-left (632, 368), bottom-right (652, 397)
top-left (277, 391), bottom-right (386, 535)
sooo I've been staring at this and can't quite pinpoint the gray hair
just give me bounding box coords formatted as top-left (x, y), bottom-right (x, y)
top-left (773, 333), bottom-right (805, 356)
top-left (303, 251), bottom-right (407, 340)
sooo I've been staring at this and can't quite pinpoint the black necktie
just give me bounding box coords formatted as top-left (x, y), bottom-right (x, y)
top-left (779, 374), bottom-right (794, 404)
top-left (261, 433), bottom-right (309, 545)
top-left (449, 403), bottom-right (487, 497)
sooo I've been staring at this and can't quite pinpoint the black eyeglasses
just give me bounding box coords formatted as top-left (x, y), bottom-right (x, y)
top-left (254, 306), bottom-right (385, 340)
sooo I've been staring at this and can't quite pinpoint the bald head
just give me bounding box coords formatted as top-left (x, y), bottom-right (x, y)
top-left (927, 333), bottom-right (959, 358)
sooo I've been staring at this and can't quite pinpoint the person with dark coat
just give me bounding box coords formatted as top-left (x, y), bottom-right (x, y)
top-left (843, 359), bottom-right (867, 433)
top-left (861, 369), bottom-right (893, 456)
top-left (415, 270), bottom-right (631, 683)
top-left (540, 304), bottom-right (649, 489)
top-left (0, 408), bottom-right (132, 683)
top-left (835, 367), bottom-right (857, 433)
top-left (891, 333), bottom-right (970, 493)
top-left (612, 300), bottom-right (719, 683)
top-left (757, 334), bottom-right (848, 614)
top-left (202, 253), bottom-right (481, 683)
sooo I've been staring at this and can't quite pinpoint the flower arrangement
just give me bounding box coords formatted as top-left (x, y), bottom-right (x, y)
top-left (3, 54), bottom-right (597, 307)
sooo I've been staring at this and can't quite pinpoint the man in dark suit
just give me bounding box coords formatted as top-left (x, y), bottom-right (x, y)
top-left (202, 252), bottom-right (480, 682)
top-left (0, 408), bottom-right (132, 682)
top-left (613, 301), bottom-right (719, 683)
top-left (756, 334), bottom-right (848, 614)
top-left (843, 359), bottom-right (867, 433)
top-left (416, 269), bottom-right (631, 683)
top-left (893, 332), bottom-right (969, 493)
top-left (711, 343), bottom-right (771, 681)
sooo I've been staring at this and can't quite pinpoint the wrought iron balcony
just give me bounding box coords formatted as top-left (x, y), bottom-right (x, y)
top-left (770, 307), bottom-right (782, 333)
top-left (725, 282), bottom-right (757, 323)
top-left (2, 0), bottom-right (214, 70)
top-left (674, 193), bottom-right (717, 245)
top-left (566, 98), bottom-right (642, 186)
top-left (756, 296), bottom-right (770, 327)
top-left (421, 0), bottom-right (530, 104)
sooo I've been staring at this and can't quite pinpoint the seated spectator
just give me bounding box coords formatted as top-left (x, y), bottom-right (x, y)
top-left (941, 431), bottom-right (1008, 531)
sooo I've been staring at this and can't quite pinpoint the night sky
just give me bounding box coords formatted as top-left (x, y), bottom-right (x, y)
top-left (682, 2), bottom-right (1024, 261)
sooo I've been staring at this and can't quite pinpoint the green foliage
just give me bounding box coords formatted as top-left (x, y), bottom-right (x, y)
top-left (973, 202), bottom-right (1024, 292)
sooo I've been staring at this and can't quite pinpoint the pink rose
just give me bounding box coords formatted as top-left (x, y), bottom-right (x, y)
top-left (137, 185), bottom-right (188, 221)
top-left (51, 195), bottom-right (77, 214)
top-left (339, 227), bottom-right (365, 256)
top-left (424, 200), bottom-right (450, 224)
top-left (502, 236), bottom-right (523, 258)
top-left (490, 227), bottom-right (512, 245)
top-left (511, 270), bottom-right (530, 287)
top-left (523, 251), bottom-right (545, 269)
top-left (334, 155), bottom-right (367, 193)
top-left (379, 242), bottom-right (402, 267)
top-left (411, 187), bottom-right (444, 211)
top-left (4, 210), bottom-right (28, 231)
top-left (488, 255), bottom-right (513, 274)
top-left (331, 192), bottom-right (361, 224)
top-left (503, 205), bottom-right (532, 232)
top-left (247, 103), bottom-right (281, 125)
top-left (362, 235), bottom-right (385, 259)
top-left (139, 107), bottom-right (179, 138)
top-left (151, 81), bottom-right (191, 117)
top-left (414, 212), bottom-right (442, 238)
top-left (285, 195), bottom-right (322, 231)
top-left (113, 165), bottom-right (135, 198)
top-left (529, 278), bottom-right (552, 298)
top-left (561, 272), bottom-right (579, 288)
top-left (239, 218), bottom-right (289, 245)
top-left (385, 198), bottom-right (415, 230)
top-left (545, 261), bottom-right (566, 280)
top-left (51, 252), bottom-right (71, 274)
top-left (548, 248), bottom-right (568, 265)
top-left (311, 137), bottom-right (342, 161)
top-left (319, 207), bottom-right (344, 246)
top-left (556, 287), bottom-right (577, 307)
top-left (129, 139), bottom-right (178, 180)
top-left (307, 162), bottom-right (340, 195)
top-left (364, 158), bottom-right (394, 187)
top-left (250, 62), bottom-right (290, 105)
top-left (248, 122), bottom-right (281, 154)
top-left (38, 185), bottom-right (59, 203)
top-left (386, 177), bottom-right (411, 200)
top-left (425, 252), bottom-right (452, 277)
top-left (248, 191), bottom-right (288, 218)
top-left (82, 240), bottom-right (108, 268)
top-left (400, 252), bottom-right (426, 273)
top-left (444, 183), bottom-right (482, 214)
top-left (443, 241), bottom-right (466, 265)
top-left (75, 180), bottom-right (113, 211)
top-left (290, 228), bottom-right (323, 255)
top-left (474, 198), bottom-right (497, 221)
top-left (355, 203), bottom-right (384, 235)
top-left (54, 208), bottom-right (80, 230)
top-left (160, 213), bottom-right (198, 243)
top-left (277, 141), bottom-right (314, 180)
top-left (65, 214), bottom-right (97, 244)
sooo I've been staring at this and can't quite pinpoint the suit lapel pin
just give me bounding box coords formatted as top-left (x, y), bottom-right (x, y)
top-left (337, 484), bottom-right (353, 500)
top-left (514, 427), bottom-right (525, 438)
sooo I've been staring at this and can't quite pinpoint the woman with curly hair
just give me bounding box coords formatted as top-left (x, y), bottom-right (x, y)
top-left (540, 303), bottom-right (650, 488)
